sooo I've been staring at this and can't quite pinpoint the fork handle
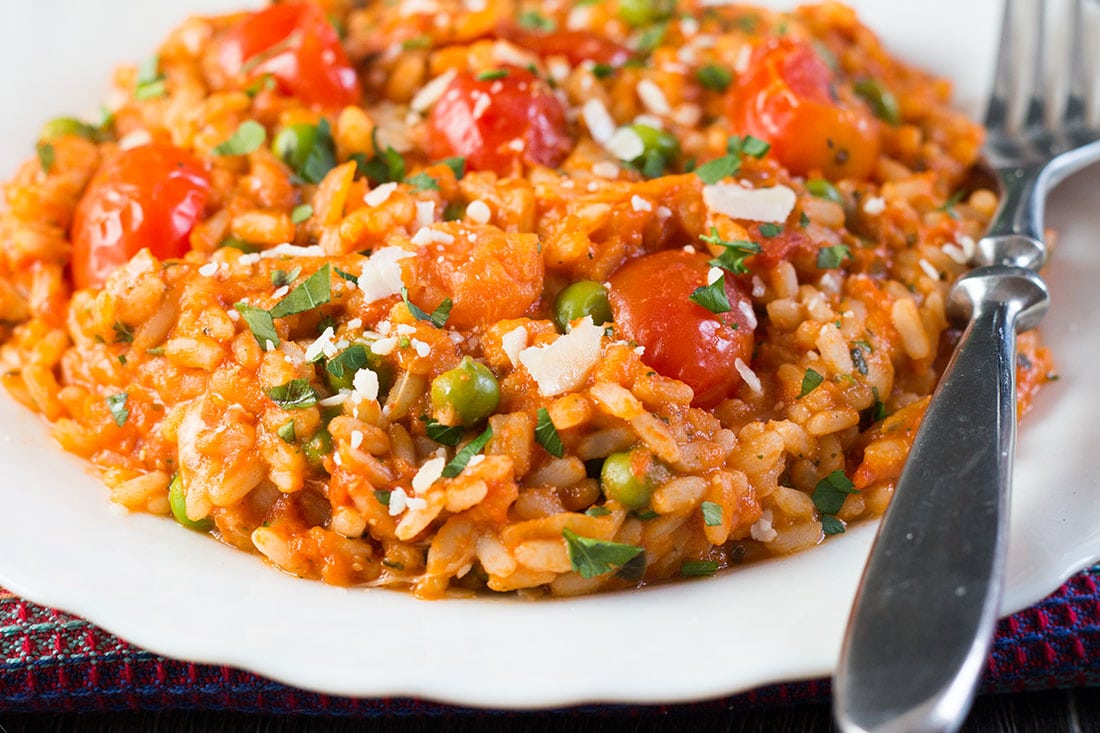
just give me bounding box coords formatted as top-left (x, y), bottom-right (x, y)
top-left (834, 267), bottom-right (1049, 733)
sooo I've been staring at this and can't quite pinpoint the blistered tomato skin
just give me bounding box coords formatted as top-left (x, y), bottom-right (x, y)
top-left (71, 144), bottom-right (211, 290)
top-left (730, 38), bottom-right (879, 180)
top-left (608, 250), bottom-right (756, 408)
top-left (427, 67), bottom-right (573, 177)
top-left (217, 2), bottom-right (360, 109)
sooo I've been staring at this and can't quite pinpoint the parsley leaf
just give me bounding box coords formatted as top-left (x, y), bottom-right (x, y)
top-left (585, 506), bottom-right (612, 517)
top-left (476, 69), bottom-right (509, 81)
top-left (534, 408), bottom-right (564, 458)
top-left (696, 64), bottom-right (732, 92)
top-left (816, 244), bottom-right (851, 269)
top-left (737, 135), bottom-right (771, 158)
top-left (36, 142), bottom-right (55, 173)
top-left (517, 9), bottom-right (555, 30)
top-left (758, 223), bottom-right (783, 238)
top-left (680, 560), bottom-right (719, 577)
top-left (298, 118), bottom-right (338, 184)
top-left (269, 264), bottom-right (331, 318)
top-left (325, 344), bottom-right (369, 380)
top-left (635, 22), bottom-right (668, 54)
top-left (290, 204), bottom-right (313, 224)
top-left (106, 392), bottom-right (129, 427)
top-left (702, 227), bottom-right (762, 275)
top-left (219, 238), bottom-right (261, 253)
top-left (271, 266), bottom-right (302, 288)
top-left (563, 528), bottom-right (644, 579)
top-left (134, 55), bottom-right (167, 99)
top-left (694, 154), bottom-right (740, 185)
top-left (234, 302), bottom-right (280, 348)
top-left (938, 189), bottom-right (966, 219)
top-left (213, 120), bottom-right (266, 156)
top-left (442, 425), bottom-right (493, 478)
top-left (821, 515), bottom-right (846, 535)
top-left (812, 470), bottom-right (857, 515)
top-left (374, 489), bottom-right (391, 507)
top-left (689, 274), bottom-right (731, 313)
top-left (334, 267), bottom-right (358, 282)
top-left (441, 156), bottom-right (466, 179)
top-left (800, 368), bottom-right (824, 397)
top-left (356, 129), bottom-right (406, 184)
top-left (422, 417), bottom-right (463, 447)
top-left (400, 286), bottom-right (451, 328)
top-left (701, 501), bottom-right (723, 527)
top-left (265, 379), bottom-right (319, 410)
top-left (405, 172), bottom-right (439, 191)
top-left (112, 321), bottom-right (134, 344)
top-left (592, 63), bottom-right (616, 79)
top-left (276, 420), bottom-right (297, 443)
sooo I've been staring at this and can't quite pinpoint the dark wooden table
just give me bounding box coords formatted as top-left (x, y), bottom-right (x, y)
top-left (1, 687), bottom-right (1096, 731)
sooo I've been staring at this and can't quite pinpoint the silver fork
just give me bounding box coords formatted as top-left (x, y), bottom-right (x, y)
top-left (834, 1), bottom-right (1100, 731)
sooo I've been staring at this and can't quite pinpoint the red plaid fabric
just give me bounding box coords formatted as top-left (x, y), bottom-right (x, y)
top-left (1, 567), bottom-right (1097, 714)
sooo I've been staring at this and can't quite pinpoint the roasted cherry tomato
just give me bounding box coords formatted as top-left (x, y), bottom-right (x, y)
top-left (427, 67), bottom-right (572, 177)
top-left (217, 2), bottom-right (360, 109)
top-left (608, 250), bottom-right (756, 408)
top-left (729, 38), bottom-right (879, 180)
top-left (71, 144), bottom-right (211, 290)
top-left (498, 24), bottom-right (632, 68)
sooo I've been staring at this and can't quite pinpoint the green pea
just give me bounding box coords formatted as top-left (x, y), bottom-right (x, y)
top-left (303, 429), bottom-right (333, 470)
top-left (430, 356), bottom-right (500, 427)
top-left (40, 117), bottom-right (97, 142)
top-left (618, 0), bottom-right (675, 27)
top-left (631, 124), bottom-right (680, 161)
top-left (168, 473), bottom-right (214, 532)
top-left (854, 79), bottom-right (900, 126)
top-left (600, 449), bottom-right (655, 510)
top-left (272, 123), bottom-right (319, 171)
top-left (554, 281), bottom-right (613, 332)
top-left (806, 178), bottom-right (844, 205)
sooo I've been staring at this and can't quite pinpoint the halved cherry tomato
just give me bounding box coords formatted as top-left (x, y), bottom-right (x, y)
top-left (71, 144), bottom-right (211, 290)
top-left (608, 249), bottom-right (756, 408)
top-left (427, 67), bottom-right (572, 177)
top-left (729, 38), bottom-right (879, 180)
top-left (497, 24), bottom-right (632, 68)
top-left (217, 2), bottom-right (360, 109)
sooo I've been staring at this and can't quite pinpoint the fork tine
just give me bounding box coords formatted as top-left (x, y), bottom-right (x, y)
top-left (1022, 0), bottom-right (1047, 130)
top-left (985, 0), bottom-right (1044, 134)
top-left (1062, 0), bottom-right (1088, 128)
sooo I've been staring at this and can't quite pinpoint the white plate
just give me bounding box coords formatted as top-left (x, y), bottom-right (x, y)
top-left (1, 0), bottom-right (1098, 709)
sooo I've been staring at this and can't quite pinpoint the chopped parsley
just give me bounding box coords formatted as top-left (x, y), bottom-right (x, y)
top-left (374, 489), bottom-right (392, 507)
top-left (134, 55), bottom-right (167, 99)
top-left (219, 238), bottom-right (262, 254)
top-left (334, 267), bottom-right (358, 282)
top-left (758, 223), bottom-right (783, 238)
top-left (696, 64), bottom-right (732, 92)
top-left (701, 501), bottom-right (723, 527)
top-left (585, 506), bottom-right (612, 517)
top-left (702, 227), bottom-right (762, 274)
top-left (812, 470), bottom-right (857, 516)
top-left (212, 120), bottom-right (266, 156)
top-left (299, 118), bottom-right (338, 185)
top-left (243, 74), bottom-right (276, 97)
top-left (36, 143), bottom-right (55, 173)
top-left (356, 128), bottom-right (406, 184)
top-left (635, 22), bottom-right (668, 55)
top-left (442, 425), bottom-right (493, 478)
top-left (276, 420), bottom-right (297, 443)
top-left (821, 515), bottom-right (846, 535)
top-left (476, 69), bottom-right (510, 81)
top-left (271, 266), bottom-right (302, 288)
top-left (112, 321), bottom-right (134, 344)
top-left (534, 407), bottom-right (564, 458)
top-left (265, 379), bottom-right (319, 410)
top-left (441, 156), bottom-right (466, 179)
top-left (799, 368), bottom-right (824, 397)
top-left (269, 264), bottom-right (331, 318)
top-left (816, 244), bottom-right (851, 269)
top-left (325, 344), bottom-right (369, 380)
top-left (235, 303), bottom-right (279, 348)
top-left (694, 134), bottom-right (771, 184)
top-left (400, 286), bottom-right (451, 328)
top-left (422, 417), bottom-right (463, 447)
top-left (106, 392), bottom-right (129, 427)
top-left (562, 527), bottom-right (645, 579)
top-left (592, 63), bottom-right (616, 79)
top-left (517, 10), bottom-right (555, 30)
top-left (680, 560), bottom-right (719, 577)
top-left (689, 274), bottom-right (731, 314)
top-left (938, 189), bottom-right (966, 219)
top-left (405, 172), bottom-right (439, 191)
top-left (290, 204), bottom-right (313, 224)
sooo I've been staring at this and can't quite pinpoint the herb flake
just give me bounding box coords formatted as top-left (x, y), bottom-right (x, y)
top-left (800, 368), bottom-right (824, 397)
top-left (269, 263), bottom-right (331, 318)
top-left (689, 274), bottom-right (731, 314)
top-left (106, 392), bottom-right (129, 427)
top-left (696, 64), bottom-right (732, 92)
top-left (812, 470), bottom-right (857, 515)
top-left (534, 408), bottom-right (564, 458)
top-left (291, 204), bottom-right (313, 224)
top-left (442, 425), bottom-right (493, 478)
top-left (400, 286), bottom-right (451, 328)
top-left (701, 501), bottom-right (723, 527)
top-left (213, 120), bottom-right (266, 156)
top-left (680, 560), bottom-right (719, 577)
top-left (423, 417), bottom-right (463, 447)
top-left (562, 527), bottom-right (644, 579)
top-left (816, 244), bottom-right (851, 269)
top-left (265, 379), bottom-right (319, 410)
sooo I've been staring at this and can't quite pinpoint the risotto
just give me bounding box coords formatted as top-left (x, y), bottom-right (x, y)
top-left (0, 0), bottom-right (1053, 598)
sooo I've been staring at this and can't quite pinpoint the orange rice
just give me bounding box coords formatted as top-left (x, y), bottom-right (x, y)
top-left (0, 1), bottom-right (1053, 598)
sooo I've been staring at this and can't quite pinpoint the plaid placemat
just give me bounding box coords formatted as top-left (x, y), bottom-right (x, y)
top-left (1, 567), bottom-right (1097, 715)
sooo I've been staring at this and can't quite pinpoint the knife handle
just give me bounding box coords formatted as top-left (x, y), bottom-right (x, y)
top-left (833, 266), bottom-right (1048, 733)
